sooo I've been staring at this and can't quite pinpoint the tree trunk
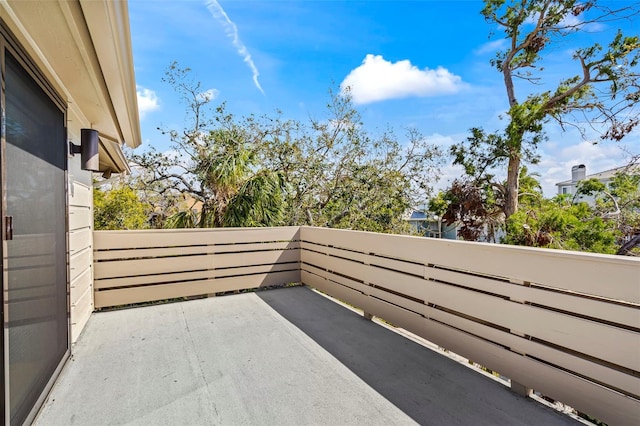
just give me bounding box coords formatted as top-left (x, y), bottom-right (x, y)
top-left (199, 205), bottom-right (208, 228)
top-left (305, 208), bottom-right (314, 226)
top-left (504, 152), bottom-right (521, 219)
top-left (616, 233), bottom-right (640, 256)
top-left (500, 36), bottom-right (521, 220)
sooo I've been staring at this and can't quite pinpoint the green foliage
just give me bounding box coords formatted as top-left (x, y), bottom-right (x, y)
top-left (164, 210), bottom-right (199, 229)
top-left (450, 128), bottom-right (509, 182)
top-left (259, 89), bottom-right (442, 233)
top-left (505, 197), bottom-right (618, 253)
top-left (442, 163), bottom-right (639, 255)
top-left (94, 186), bottom-right (149, 230)
top-left (575, 177), bottom-right (606, 196)
top-left (224, 171), bottom-right (286, 227)
top-left (133, 63), bottom-right (286, 229)
top-left (134, 64), bottom-right (443, 234)
top-left (579, 170), bottom-right (640, 254)
top-left (453, 0), bottom-right (640, 219)
top-left (504, 166), bottom-right (639, 254)
top-left (427, 191), bottom-right (449, 218)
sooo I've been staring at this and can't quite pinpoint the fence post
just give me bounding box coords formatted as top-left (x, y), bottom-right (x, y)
top-left (509, 280), bottom-right (531, 397)
top-left (362, 252), bottom-right (374, 320)
top-left (511, 381), bottom-right (532, 397)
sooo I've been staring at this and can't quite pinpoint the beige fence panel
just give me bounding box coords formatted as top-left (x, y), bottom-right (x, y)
top-left (94, 262), bottom-right (299, 290)
top-left (301, 226), bottom-right (640, 303)
top-left (94, 226), bottom-right (300, 250)
top-left (94, 228), bottom-right (301, 308)
top-left (70, 247), bottom-right (92, 282)
top-left (424, 265), bottom-right (638, 329)
top-left (95, 254), bottom-right (217, 279)
top-left (92, 225), bottom-right (639, 425)
top-left (94, 241), bottom-right (299, 261)
top-left (299, 226), bottom-right (640, 426)
top-left (95, 270), bottom-right (300, 308)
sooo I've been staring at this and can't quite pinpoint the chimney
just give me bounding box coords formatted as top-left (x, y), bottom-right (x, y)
top-left (571, 164), bottom-right (586, 182)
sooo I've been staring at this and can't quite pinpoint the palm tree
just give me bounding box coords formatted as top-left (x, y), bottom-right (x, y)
top-left (165, 128), bottom-right (285, 229)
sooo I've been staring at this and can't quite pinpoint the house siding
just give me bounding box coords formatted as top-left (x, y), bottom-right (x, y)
top-left (68, 111), bottom-right (95, 343)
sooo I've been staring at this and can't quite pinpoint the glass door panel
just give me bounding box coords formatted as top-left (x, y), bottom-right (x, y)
top-left (4, 51), bottom-right (68, 426)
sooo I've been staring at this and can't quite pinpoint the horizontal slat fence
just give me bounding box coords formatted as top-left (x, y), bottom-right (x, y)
top-left (93, 227), bottom-right (300, 308)
top-left (299, 226), bottom-right (640, 426)
top-left (93, 225), bottom-right (639, 424)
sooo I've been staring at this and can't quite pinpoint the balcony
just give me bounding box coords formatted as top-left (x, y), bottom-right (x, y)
top-left (36, 227), bottom-right (639, 425)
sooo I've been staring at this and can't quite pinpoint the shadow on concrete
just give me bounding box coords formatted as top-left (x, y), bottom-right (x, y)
top-left (257, 286), bottom-right (578, 426)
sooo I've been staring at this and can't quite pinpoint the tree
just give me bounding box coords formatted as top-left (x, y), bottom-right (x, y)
top-left (438, 165), bottom-right (543, 241)
top-left (505, 195), bottom-right (619, 253)
top-left (132, 63), bottom-right (286, 228)
top-left (503, 161), bottom-right (639, 254)
top-left (259, 89), bottom-right (443, 233)
top-left (575, 162), bottom-right (640, 255)
top-left (453, 0), bottom-right (639, 219)
top-left (439, 179), bottom-right (499, 241)
top-left (94, 186), bottom-right (150, 230)
top-left (134, 64), bottom-right (443, 233)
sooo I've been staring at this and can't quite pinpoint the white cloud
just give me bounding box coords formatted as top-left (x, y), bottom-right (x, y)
top-left (555, 13), bottom-right (604, 32)
top-left (422, 130), bottom-right (635, 197)
top-left (197, 88), bottom-right (220, 102)
top-left (328, 118), bottom-right (358, 131)
top-left (474, 39), bottom-right (507, 55)
top-left (136, 86), bottom-right (160, 119)
top-left (205, 0), bottom-right (265, 95)
top-left (434, 163), bottom-right (467, 192)
top-left (559, 13), bottom-right (582, 28)
top-left (420, 133), bottom-right (473, 193)
top-left (425, 132), bottom-right (463, 148)
top-left (341, 54), bottom-right (466, 104)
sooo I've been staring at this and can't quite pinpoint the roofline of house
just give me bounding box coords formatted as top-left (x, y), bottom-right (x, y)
top-left (555, 164), bottom-right (638, 186)
top-left (79, 0), bottom-right (141, 149)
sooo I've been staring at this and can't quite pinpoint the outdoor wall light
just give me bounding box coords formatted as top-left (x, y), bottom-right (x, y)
top-left (69, 128), bottom-right (100, 171)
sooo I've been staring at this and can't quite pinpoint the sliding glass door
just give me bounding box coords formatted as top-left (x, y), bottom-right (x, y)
top-left (2, 44), bottom-right (69, 425)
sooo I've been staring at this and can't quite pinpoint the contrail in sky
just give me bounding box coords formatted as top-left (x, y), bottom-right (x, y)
top-left (205, 0), bottom-right (265, 95)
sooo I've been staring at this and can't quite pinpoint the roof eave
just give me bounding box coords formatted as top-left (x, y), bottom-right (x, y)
top-left (80, 0), bottom-right (141, 149)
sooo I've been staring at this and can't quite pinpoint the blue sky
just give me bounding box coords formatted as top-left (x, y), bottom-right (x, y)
top-left (129, 0), bottom-right (639, 197)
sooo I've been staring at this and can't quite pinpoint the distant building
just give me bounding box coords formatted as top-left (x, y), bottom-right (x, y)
top-left (556, 164), bottom-right (634, 196)
top-left (404, 210), bottom-right (458, 239)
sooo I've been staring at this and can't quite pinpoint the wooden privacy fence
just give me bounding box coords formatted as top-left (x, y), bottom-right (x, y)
top-left (93, 225), bottom-right (639, 425)
top-left (299, 226), bottom-right (640, 426)
top-left (93, 227), bottom-right (300, 308)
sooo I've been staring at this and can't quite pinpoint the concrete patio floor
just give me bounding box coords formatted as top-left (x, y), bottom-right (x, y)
top-left (35, 286), bottom-right (579, 426)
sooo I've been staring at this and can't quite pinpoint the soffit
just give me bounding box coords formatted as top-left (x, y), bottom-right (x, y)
top-left (80, 0), bottom-right (141, 148)
top-left (0, 0), bottom-right (141, 149)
